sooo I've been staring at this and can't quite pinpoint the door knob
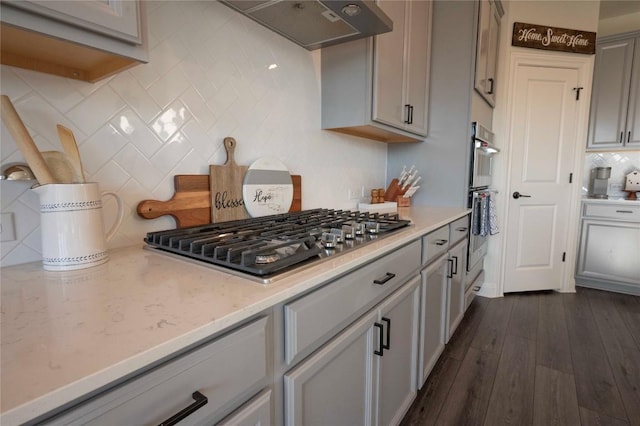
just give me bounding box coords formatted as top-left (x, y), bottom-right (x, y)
top-left (512, 191), bottom-right (531, 199)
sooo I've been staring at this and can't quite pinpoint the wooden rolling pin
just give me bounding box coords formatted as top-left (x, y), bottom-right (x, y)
top-left (1, 95), bottom-right (55, 184)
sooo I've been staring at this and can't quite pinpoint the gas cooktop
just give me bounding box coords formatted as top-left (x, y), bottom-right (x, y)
top-left (144, 209), bottom-right (411, 283)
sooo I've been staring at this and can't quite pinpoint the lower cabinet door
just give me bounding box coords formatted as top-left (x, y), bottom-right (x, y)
top-left (284, 310), bottom-right (378, 426)
top-left (577, 219), bottom-right (640, 285)
top-left (446, 240), bottom-right (467, 342)
top-left (418, 256), bottom-right (447, 387)
top-left (217, 389), bottom-right (271, 426)
top-left (376, 276), bottom-right (420, 426)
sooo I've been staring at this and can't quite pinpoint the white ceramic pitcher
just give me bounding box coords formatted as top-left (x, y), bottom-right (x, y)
top-left (32, 183), bottom-right (124, 271)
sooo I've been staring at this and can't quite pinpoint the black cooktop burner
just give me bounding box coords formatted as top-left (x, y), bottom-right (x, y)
top-left (144, 209), bottom-right (410, 283)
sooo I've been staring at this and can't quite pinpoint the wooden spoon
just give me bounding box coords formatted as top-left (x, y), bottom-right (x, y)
top-left (56, 124), bottom-right (85, 183)
top-left (0, 95), bottom-right (55, 184)
top-left (41, 151), bottom-right (83, 184)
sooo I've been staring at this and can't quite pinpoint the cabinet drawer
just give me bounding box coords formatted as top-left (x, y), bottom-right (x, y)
top-left (583, 203), bottom-right (640, 220)
top-left (449, 215), bottom-right (470, 246)
top-left (422, 226), bottom-right (449, 265)
top-left (284, 240), bottom-right (420, 364)
top-left (50, 317), bottom-right (269, 425)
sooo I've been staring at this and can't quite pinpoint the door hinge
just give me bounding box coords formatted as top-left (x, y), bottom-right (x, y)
top-left (573, 87), bottom-right (584, 101)
top-left (562, 252), bottom-right (566, 262)
top-left (569, 172), bottom-right (573, 183)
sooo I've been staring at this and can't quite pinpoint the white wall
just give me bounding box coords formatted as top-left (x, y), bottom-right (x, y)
top-left (0, 1), bottom-right (388, 267)
top-left (484, 0), bottom-right (600, 297)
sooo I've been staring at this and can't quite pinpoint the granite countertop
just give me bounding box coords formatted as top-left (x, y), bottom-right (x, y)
top-left (0, 206), bottom-right (469, 425)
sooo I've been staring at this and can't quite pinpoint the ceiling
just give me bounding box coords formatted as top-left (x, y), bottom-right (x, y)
top-left (599, 0), bottom-right (640, 19)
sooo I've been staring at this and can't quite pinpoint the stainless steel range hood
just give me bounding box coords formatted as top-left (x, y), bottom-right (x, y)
top-left (220, 0), bottom-right (393, 50)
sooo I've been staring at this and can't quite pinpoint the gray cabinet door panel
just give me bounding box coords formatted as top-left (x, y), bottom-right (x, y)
top-left (284, 310), bottom-right (377, 426)
top-left (577, 219), bottom-right (640, 285)
top-left (376, 276), bottom-right (420, 426)
top-left (419, 256), bottom-right (447, 387)
top-left (627, 38), bottom-right (640, 146)
top-left (446, 240), bottom-right (467, 342)
top-left (217, 389), bottom-right (271, 426)
top-left (588, 38), bottom-right (635, 148)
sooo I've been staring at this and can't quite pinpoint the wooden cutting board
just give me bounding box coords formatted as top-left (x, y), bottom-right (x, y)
top-left (137, 174), bottom-right (302, 228)
top-left (210, 137), bottom-right (248, 223)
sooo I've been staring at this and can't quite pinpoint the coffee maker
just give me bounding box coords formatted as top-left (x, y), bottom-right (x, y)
top-left (588, 166), bottom-right (611, 199)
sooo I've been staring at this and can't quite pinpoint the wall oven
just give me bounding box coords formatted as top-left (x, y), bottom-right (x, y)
top-left (467, 122), bottom-right (499, 274)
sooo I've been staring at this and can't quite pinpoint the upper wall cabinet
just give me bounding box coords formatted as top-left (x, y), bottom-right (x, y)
top-left (587, 33), bottom-right (640, 150)
top-left (474, 0), bottom-right (503, 108)
top-left (321, 0), bottom-right (432, 143)
top-left (0, 0), bottom-right (148, 83)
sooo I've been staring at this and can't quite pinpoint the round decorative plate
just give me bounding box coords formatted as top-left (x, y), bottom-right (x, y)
top-left (242, 157), bottom-right (293, 217)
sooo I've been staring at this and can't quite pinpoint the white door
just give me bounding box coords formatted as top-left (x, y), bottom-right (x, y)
top-left (503, 65), bottom-right (579, 292)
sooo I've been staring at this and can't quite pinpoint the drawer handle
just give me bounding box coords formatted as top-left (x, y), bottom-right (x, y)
top-left (456, 227), bottom-right (468, 233)
top-left (382, 317), bottom-right (391, 350)
top-left (373, 272), bottom-right (396, 285)
top-left (158, 391), bottom-right (208, 426)
top-left (615, 210), bottom-right (633, 214)
top-left (434, 239), bottom-right (448, 246)
top-left (374, 322), bottom-right (384, 356)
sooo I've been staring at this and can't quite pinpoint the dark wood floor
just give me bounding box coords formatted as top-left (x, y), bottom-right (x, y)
top-left (401, 287), bottom-right (640, 426)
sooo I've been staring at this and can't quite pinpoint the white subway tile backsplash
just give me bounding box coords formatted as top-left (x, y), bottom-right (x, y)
top-left (67, 85), bottom-right (126, 136)
top-left (0, 0), bottom-right (388, 267)
top-left (109, 73), bottom-right (160, 123)
top-left (583, 151), bottom-right (640, 197)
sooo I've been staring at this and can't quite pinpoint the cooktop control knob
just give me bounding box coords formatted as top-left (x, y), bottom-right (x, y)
top-left (321, 232), bottom-right (338, 248)
top-left (330, 228), bottom-right (345, 243)
top-left (365, 221), bottom-right (380, 234)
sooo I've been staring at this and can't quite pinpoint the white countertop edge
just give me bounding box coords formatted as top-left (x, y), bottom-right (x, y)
top-left (1, 207), bottom-right (470, 425)
top-left (581, 197), bottom-right (640, 204)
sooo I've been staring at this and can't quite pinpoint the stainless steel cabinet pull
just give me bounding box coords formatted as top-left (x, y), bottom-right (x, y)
top-left (158, 391), bottom-right (208, 426)
top-left (512, 191), bottom-right (531, 199)
top-left (616, 210), bottom-right (633, 213)
top-left (374, 322), bottom-right (384, 356)
top-left (373, 272), bottom-right (396, 285)
top-left (434, 239), bottom-right (448, 246)
top-left (382, 317), bottom-right (391, 350)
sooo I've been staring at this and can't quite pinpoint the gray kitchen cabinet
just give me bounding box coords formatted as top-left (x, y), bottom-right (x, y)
top-left (446, 239), bottom-right (467, 342)
top-left (0, 0), bottom-right (147, 82)
top-left (321, 0), bottom-right (432, 143)
top-left (376, 276), bottom-right (420, 426)
top-left (588, 33), bottom-right (640, 150)
top-left (44, 316), bottom-right (271, 426)
top-left (474, 0), bottom-right (504, 107)
top-left (418, 253), bottom-right (447, 388)
top-left (284, 240), bottom-right (421, 365)
top-left (217, 389), bottom-right (272, 426)
top-left (576, 201), bottom-right (640, 295)
top-left (284, 276), bottom-right (419, 426)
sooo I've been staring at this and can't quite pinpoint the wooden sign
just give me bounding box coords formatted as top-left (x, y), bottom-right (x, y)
top-left (512, 22), bottom-right (596, 55)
